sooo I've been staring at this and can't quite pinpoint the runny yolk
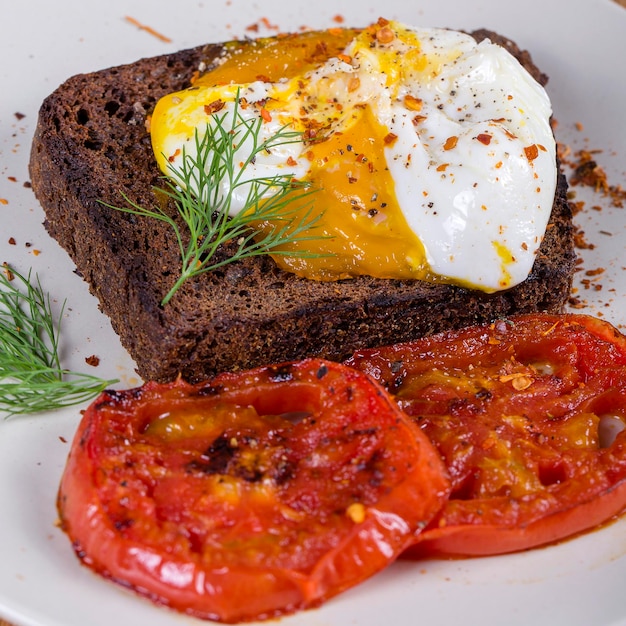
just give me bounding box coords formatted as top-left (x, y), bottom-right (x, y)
top-left (253, 105), bottom-right (427, 280)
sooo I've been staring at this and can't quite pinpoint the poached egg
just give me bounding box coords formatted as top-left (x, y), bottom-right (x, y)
top-left (150, 19), bottom-right (556, 292)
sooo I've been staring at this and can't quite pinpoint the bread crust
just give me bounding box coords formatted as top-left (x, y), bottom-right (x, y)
top-left (29, 29), bottom-right (576, 382)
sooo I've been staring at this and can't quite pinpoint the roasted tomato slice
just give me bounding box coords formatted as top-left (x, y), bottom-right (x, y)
top-left (57, 358), bottom-right (449, 622)
top-left (345, 314), bottom-right (626, 557)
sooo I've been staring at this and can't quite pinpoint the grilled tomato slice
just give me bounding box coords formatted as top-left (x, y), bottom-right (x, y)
top-left (57, 358), bottom-right (449, 622)
top-left (346, 314), bottom-right (626, 557)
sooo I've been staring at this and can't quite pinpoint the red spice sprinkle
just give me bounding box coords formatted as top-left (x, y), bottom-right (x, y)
top-left (585, 267), bottom-right (606, 277)
top-left (260, 108), bottom-right (272, 123)
top-left (8, 237), bottom-right (16, 245)
top-left (383, 132), bottom-right (398, 146)
top-left (286, 156), bottom-right (298, 167)
top-left (204, 100), bottom-right (226, 115)
top-left (443, 136), bottom-right (458, 151)
top-left (0, 198), bottom-right (8, 205)
top-left (404, 95), bottom-right (423, 111)
top-left (476, 133), bottom-right (492, 145)
top-left (85, 355), bottom-right (101, 367)
top-left (247, 17), bottom-right (280, 31)
top-left (260, 17), bottom-right (279, 30)
top-left (524, 144), bottom-right (539, 161)
top-left (124, 16), bottom-right (172, 43)
top-left (375, 23), bottom-right (395, 44)
top-left (304, 128), bottom-right (320, 141)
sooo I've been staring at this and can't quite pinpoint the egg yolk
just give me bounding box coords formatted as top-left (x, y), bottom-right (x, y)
top-left (250, 105), bottom-right (428, 280)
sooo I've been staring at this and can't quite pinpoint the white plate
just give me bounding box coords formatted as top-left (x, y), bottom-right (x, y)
top-left (1, 0), bottom-right (625, 625)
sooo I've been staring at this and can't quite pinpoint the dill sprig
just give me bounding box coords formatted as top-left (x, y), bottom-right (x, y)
top-left (0, 265), bottom-right (117, 417)
top-left (109, 96), bottom-right (325, 305)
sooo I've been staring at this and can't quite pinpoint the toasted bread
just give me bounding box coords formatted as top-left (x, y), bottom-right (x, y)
top-left (29, 28), bottom-right (575, 383)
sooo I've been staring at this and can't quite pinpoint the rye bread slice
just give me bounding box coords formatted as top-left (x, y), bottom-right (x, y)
top-left (29, 29), bottom-right (576, 383)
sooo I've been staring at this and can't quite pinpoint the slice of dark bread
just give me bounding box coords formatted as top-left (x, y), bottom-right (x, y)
top-left (29, 28), bottom-right (576, 383)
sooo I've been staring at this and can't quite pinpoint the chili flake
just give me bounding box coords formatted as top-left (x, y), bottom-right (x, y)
top-left (124, 16), bottom-right (172, 43)
top-left (204, 100), bottom-right (226, 115)
top-left (443, 136), bottom-right (458, 151)
top-left (524, 144), bottom-right (539, 161)
top-left (404, 95), bottom-right (423, 111)
top-left (384, 132), bottom-right (398, 146)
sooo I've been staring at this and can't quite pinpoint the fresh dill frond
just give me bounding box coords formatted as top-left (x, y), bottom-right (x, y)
top-left (0, 265), bottom-right (117, 417)
top-left (109, 95), bottom-right (326, 305)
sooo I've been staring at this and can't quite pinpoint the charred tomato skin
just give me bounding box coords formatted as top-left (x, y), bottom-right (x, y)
top-left (57, 358), bottom-right (449, 622)
top-left (346, 314), bottom-right (626, 557)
